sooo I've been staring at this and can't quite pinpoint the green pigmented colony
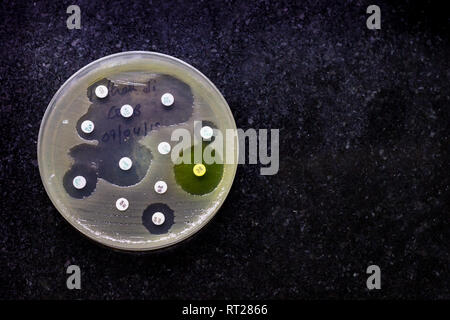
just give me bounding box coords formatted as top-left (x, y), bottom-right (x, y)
top-left (174, 142), bottom-right (224, 195)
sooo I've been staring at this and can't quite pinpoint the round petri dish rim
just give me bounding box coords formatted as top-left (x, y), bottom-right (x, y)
top-left (38, 51), bottom-right (239, 251)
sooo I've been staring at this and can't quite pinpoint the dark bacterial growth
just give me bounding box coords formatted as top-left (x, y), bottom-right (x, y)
top-left (142, 203), bottom-right (175, 235)
top-left (64, 75), bottom-right (194, 196)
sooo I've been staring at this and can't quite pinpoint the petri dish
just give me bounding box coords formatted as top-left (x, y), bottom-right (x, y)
top-left (38, 51), bottom-right (238, 251)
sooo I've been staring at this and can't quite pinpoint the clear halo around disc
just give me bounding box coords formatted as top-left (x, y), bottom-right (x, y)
top-left (38, 52), bottom-right (238, 251)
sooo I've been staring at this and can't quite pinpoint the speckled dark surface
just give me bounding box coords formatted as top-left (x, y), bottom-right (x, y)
top-left (0, 0), bottom-right (449, 299)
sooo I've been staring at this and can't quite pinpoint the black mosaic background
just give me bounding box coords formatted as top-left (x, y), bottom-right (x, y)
top-left (0, 0), bottom-right (449, 299)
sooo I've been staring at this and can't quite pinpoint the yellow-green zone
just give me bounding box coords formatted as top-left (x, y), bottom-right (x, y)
top-left (173, 143), bottom-right (224, 195)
